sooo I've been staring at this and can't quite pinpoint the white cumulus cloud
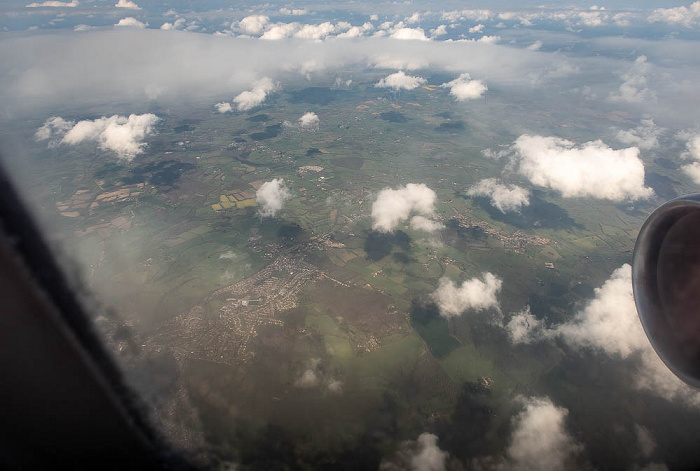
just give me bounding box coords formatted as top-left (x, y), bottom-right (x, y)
top-left (468, 178), bottom-right (530, 213)
top-left (505, 397), bottom-right (583, 471)
top-left (679, 132), bottom-right (700, 184)
top-left (256, 178), bottom-right (291, 218)
top-left (431, 273), bottom-right (502, 318)
top-left (615, 118), bottom-right (664, 150)
top-left (260, 22), bottom-right (299, 40)
top-left (504, 265), bottom-right (700, 407)
top-left (371, 183), bottom-right (437, 233)
top-left (608, 56), bottom-right (656, 104)
top-left (505, 306), bottom-right (549, 345)
top-left (115, 0), bottom-right (140, 9)
top-left (233, 77), bottom-right (275, 111)
top-left (375, 71), bottom-right (426, 91)
top-left (380, 433), bottom-right (448, 471)
top-left (298, 112), bottom-right (319, 130)
top-left (161, 18), bottom-right (186, 30)
top-left (238, 15), bottom-right (269, 35)
top-left (440, 73), bottom-right (487, 101)
top-left (477, 35), bottom-right (501, 44)
top-left (649, 2), bottom-right (700, 28)
top-left (294, 358), bottom-right (322, 388)
top-left (37, 114), bottom-right (159, 161)
top-left (508, 134), bottom-right (653, 201)
top-left (430, 25), bottom-right (447, 38)
top-left (390, 27), bottom-right (429, 41)
top-left (115, 17), bottom-right (148, 28)
top-left (35, 116), bottom-right (75, 146)
top-left (214, 102), bottom-right (233, 113)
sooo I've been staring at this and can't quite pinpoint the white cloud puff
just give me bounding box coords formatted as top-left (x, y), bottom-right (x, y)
top-left (505, 265), bottom-right (700, 407)
top-left (380, 433), bottom-right (448, 471)
top-left (295, 369), bottom-right (320, 388)
top-left (608, 56), bottom-right (656, 104)
top-left (214, 102), bottom-right (233, 113)
top-left (477, 35), bottom-right (501, 44)
top-left (26, 0), bottom-right (77, 6)
top-left (233, 77), bottom-right (275, 111)
top-left (430, 25), bottom-right (447, 38)
top-left (298, 111), bottom-right (319, 130)
top-left (161, 18), bottom-right (186, 30)
top-left (375, 71), bottom-right (426, 91)
top-left (34, 116), bottom-right (75, 146)
top-left (260, 23), bottom-right (299, 40)
top-left (294, 358), bottom-right (322, 388)
top-left (37, 114), bottom-right (159, 161)
top-left (467, 178), bottom-right (530, 213)
top-left (505, 306), bottom-right (549, 345)
top-left (556, 265), bottom-right (650, 358)
top-left (371, 183), bottom-right (437, 233)
top-left (649, 2), bottom-right (700, 28)
top-left (505, 397), bottom-right (583, 471)
top-left (440, 73), bottom-right (487, 101)
top-left (615, 118), bottom-right (664, 150)
top-left (256, 178), bottom-right (291, 217)
top-left (508, 134), bottom-right (653, 201)
top-left (115, 17), bottom-right (148, 28)
top-left (294, 22), bottom-right (341, 40)
top-left (115, 0), bottom-right (140, 9)
top-left (431, 273), bottom-right (502, 318)
top-left (680, 132), bottom-right (700, 184)
top-left (238, 15), bottom-right (269, 35)
top-left (390, 27), bottom-right (429, 41)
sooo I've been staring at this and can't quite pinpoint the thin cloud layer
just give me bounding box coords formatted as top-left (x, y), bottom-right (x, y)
top-left (36, 114), bottom-right (159, 161)
top-left (371, 183), bottom-right (438, 233)
top-left (468, 178), bottom-right (530, 213)
top-left (431, 273), bottom-right (502, 318)
top-left (4, 31), bottom-right (679, 115)
top-left (508, 135), bottom-right (653, 202)
top-left (233, 77), bottom-right (275, 111)
top-left (440, 73), bottom-right (487, 101)
top-left (256, 178), bottom-right (291, 217)
top-left (375, 71), bottom-right (426, 91)
top-left (410, 215), bottom-right (444, 233)
top-left (26, 0), bottom-right (78, 6)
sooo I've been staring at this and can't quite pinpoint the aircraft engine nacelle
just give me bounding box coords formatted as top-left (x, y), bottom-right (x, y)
top-left (634, 194), bottom-right (700, 388)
